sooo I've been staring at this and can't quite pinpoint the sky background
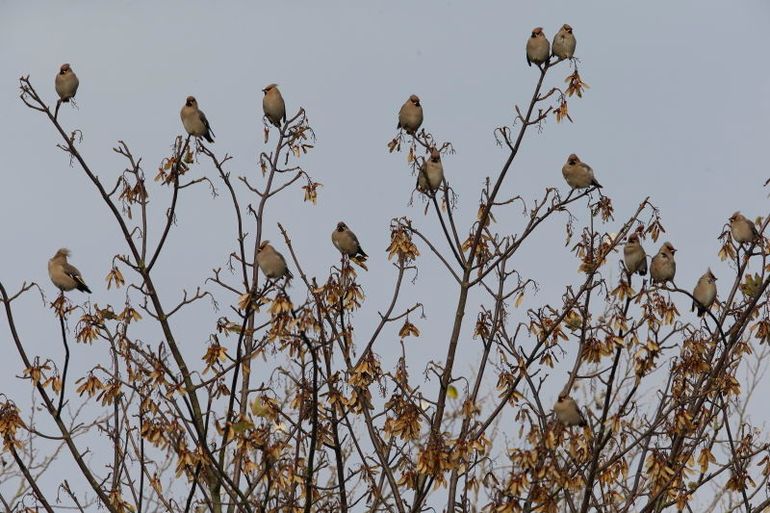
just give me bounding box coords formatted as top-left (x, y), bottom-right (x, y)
top-left (2, 0), bottom-right (770, 508)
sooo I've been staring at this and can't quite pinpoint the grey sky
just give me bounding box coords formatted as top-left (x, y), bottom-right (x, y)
top-left (2, 0), bottom-right (770, 508)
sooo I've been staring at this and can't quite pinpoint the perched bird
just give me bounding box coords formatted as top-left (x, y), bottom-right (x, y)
top-left (397, 95), bottom-right (423, 135)
top-left (729, 212), bottom-right (760, 244)
top-left (48, 249), bottom-right (91, 293)
top-left (526, 27), bottom-right (550, 67)
top-left (562, 154), bottom-right (602, 190)
top-left (553, 394), bottom-right (587, 427)
top-left (262, 83), bottom-right (286, 128)
top-left (256, 241), bottom-right (292, 280)
top-left (180, 96), bottom-right (215, 143)
top-left (552, 24), bottom-right (576, 60)
top-left (692, 268), bottom-right (717, 317)
top-left (623, 233), bottom-right (647, 276)
top-left (55, 63), bottom-right (79, 102)
top-left (417, 148), bottom-right (444, 194)
top-left (332, 222), bottom-right (368, 260)
top-left (650, 242), bottom-right (677, 285)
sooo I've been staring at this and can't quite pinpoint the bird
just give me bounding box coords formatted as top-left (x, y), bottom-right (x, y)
top-left (552, 24), bottom-right (576, 60)
top-left (692, 268), bottom-right (717, 317)
top-left (650, 242), bottom-right (677, 285)
top-left (729, 212), bottom-right (760, 244)
top-left (624, 233), bottom-right (647, 276)
top-left (553, 394), bottom-right (587, 427)
top-left (256, 241), bottom-right (292, 280)
top-left (332, 222), bottom-right (368, 260)
top-left (262, 83), bottom-right (286, 128)
top-left (526, 27), bottom-right (550, 67)
top-left (417, 148), bottom-right (444, 194)
top-left (562, 154), bottom-right (602, 190)
top-left (397, 95), bottom-right (423, 135)
top-left (55, 63), bottom-right (79, 102)
top-left (180, 96), bottom-right (215, 143)
top-left (48, 249), bottom-right (91, 293)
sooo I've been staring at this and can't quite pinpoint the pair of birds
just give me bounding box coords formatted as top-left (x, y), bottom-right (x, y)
top-left (180, 84), bottom-right (287, 143)
top-left (256, 222), bottom-right (367, 281)
top-left (623, 212), bottom-right (760, 317)
top-left (527, 24), bottom-right (576, 67)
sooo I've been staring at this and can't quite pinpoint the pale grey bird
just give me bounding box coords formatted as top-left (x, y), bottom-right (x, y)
top-left (650, 242), bottom-right (677, 285)
top-left (624, 233), bottom-right (647, 276)
top-left (262, 83), bottom-right (286, 128)
top-left (397, 95), bottom-right (423, 135)
top-left (417, 148), bottom-right (444, 194)
top-left (332, 222), bottom-right (367, 260)
top-left (553, 394), bottom-right (586, 427)
top-left (692, 268), bottom-right (717, 317)
top-left (256, 241), bottom-right (292, 280)
top-left (55, 63), bottom-right (79, 102)
top-left (552, 24), bottom-right (576, 60)
top-left (729, 212), bottom-right (760, 244)
top-left (526, 27), bottom-right (550, 67)
top-left (180, 96), bottom-right (214, 143)
top-left (562, 154), bottom-right (602, 190)
top-left (48, 249), bottom-right (91, 293)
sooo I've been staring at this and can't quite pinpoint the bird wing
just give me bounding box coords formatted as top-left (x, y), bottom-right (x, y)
top-left (199, 110), bottom-right (215, 138)
top-left (63, 263), bottom-right (90, 291)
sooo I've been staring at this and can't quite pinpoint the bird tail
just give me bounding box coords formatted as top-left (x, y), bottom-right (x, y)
top-left (639, 258), bottom-right (648, 276)
top-left (204, 133), bottom-right (215, 144)
top-left (592, 179), bottom-right (603, 189)
top-left (357, 249), bottom-right (368, 260)
top-left (76, 278), bottom-right (92, 294)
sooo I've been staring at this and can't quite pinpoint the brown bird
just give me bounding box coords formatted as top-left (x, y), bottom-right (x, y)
top-left (624, 233), bottom-right (647, 276)
top-left (729, 212), bottom-right (760, 244)
top-left (48, 249), bottom-right (91, 293)
top-left (526, 27), bottom-right (550, 67)
top-left (256, 241), bottom-right (292, 280)
top-left (562, 154), bottom-right (602, 190)
top-left (650, 242), bottom-right (677, 285)
top-left (262, 83), bottom-right (286, 128)
top-left (55, 63), bottom-right (79, 102)
top-left (692, 268), bottom-right (717, 317)
top-left (552, 24), bottom-right (576, 60)
top-left (180, 96), bottom-right (215, 143)
top-left (553, 394), bottom-right (586, 427)
top-left (397, 95), bottom-right (423, 135)
top-left (417, 148), bottom-right (444, 194)
top-left (332, 222), bottom-right (367, 260)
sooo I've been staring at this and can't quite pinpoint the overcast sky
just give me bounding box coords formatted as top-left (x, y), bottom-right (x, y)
top-left (2, 0), bottom-right (770, 508)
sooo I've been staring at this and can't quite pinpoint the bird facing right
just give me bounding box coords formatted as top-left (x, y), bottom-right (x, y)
top-left (397, 95), bottom-right (423, 135)
top-left (692, 268), bottom-right (717, 317)
top-left (180, 96), bottom-right (215, 143)
top-left (562, 153), bottom-right (602, 190)
top-left (650, 242), bottom-right (677, 285)
top-left (624, 233), bottom-right (647, 276)
top-left (552, 24), bottom-right (576, 60)
top-left (417, 148), bottom-right (444, 194)
top-left (48, 248), bottom-right (91, 293)
top-left (526, 27), bottom-right (550, 67)
top-left (55, 63), bottom-right (79, 103)
top-left (729, 211), bottom-right (760, 244)
top-left (262, 83), bottom-right (286, 128)
top-left (553, 394), bottom-right (586, 427)
top-left (332, 222), bottom-right (368, 260)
